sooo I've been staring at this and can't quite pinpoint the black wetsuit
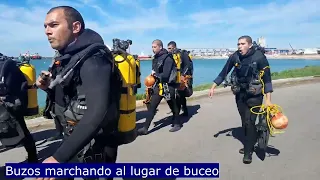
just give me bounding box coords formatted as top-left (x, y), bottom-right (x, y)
top-left (43, 52), bottom-right (67, 141)
top-left (0, 57), bottom-right (37, 163)
top-left (47, 29), bottom-right (118, 180)
top-left (138, 48), bottom-right (181, 134)
top-left (176, 50), bottom-right (192, 116)
top-left (213, 48), bottom-right (273, 162)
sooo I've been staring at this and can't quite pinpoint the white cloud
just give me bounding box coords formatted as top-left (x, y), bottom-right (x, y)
top-left (0, 0), bottom-right (319, 56)
top-left (186, 0), bottom-right (320, 48)
top-left (0, 0), bottom-right (177, 56)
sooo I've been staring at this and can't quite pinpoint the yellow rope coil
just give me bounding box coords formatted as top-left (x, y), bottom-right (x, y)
top-left (249, 66), bottom-right (286, 136)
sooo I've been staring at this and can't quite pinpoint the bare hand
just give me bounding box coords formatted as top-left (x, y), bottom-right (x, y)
top-left (265, 99), bottom-right (273, 107)
top-left (36, 71), bottom-right (52, 90)
top-left (208, 87), bottom-right (215, 98)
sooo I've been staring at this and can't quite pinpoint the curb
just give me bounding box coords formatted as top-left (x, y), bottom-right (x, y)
top-left (25, 76), bottom-right (318, 129)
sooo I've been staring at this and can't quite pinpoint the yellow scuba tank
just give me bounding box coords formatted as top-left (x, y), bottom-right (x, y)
top-left (19, 62), bottom-right (39, 116)
top-left (172, 50), bottom-right (181, 83)
top-left (113, 53), bottom-right (137, 144)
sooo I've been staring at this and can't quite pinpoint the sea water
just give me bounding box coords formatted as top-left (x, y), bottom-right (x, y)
top-left (31, 58), bottom-right (320, 108)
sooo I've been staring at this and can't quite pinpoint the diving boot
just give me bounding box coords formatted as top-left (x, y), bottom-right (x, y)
top-left (239, 147), bottom-right (255, 154)
top-left (137, 120), bottom-right (151, 136)
top-left (169, 124), bottom-right (182, 132)
top-left (243, 153), bottom-right (253, 164)
top-left (137, 127), bottom-right (148, 135)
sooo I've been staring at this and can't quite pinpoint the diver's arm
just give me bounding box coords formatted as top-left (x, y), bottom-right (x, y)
top-left (212, 56), bottom-right (234, 87)
top-left (52, 55), bottom-right (112, 163)
top-left (258, 56), bottom-right (273, 93)
top-left (155, 56), bottom-right (174, 83)
top-left (258, 55), bottom-right (273, 103)
top-left (181, 51), bottom-right (191, 75)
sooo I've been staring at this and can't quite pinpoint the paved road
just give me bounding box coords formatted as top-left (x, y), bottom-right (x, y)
top-left (1, 82), bottom-right (320, 180)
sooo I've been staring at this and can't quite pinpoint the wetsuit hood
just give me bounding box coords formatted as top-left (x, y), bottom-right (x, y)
top-left (59, 28), bottom-right (104, 56)
top-left (154, 48), bottom-right (169, 58)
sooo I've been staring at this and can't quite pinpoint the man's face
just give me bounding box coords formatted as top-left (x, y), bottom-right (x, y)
top-left (152, 43), bottom-right (161, 54)
top-left (44, 9), bottom-right (78, 50)
top-left (167, 44), bottom-right (175, 53)
top-left (237, 38), bottom-right (252, 55)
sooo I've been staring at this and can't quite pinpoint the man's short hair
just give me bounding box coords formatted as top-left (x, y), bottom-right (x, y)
top-left (167, 41), bottom-right (176, 47)
top-left (152, 39), bottom-right (163, 48)
top-left (238, 35), bottom-right (252, 44)
top-left (47, 6), bottom-right (85, 33)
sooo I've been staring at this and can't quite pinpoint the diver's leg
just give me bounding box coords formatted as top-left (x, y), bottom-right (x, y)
top-left (180, 90), bottom-right (188, 116)
top-left (168, 87), bottom-right (182, 132)
top-left (242, 96), bottom-right (264, 164)
top-left (17, 116), bottom-right (38, 163)
top-left (137, 93), bottom-right (163, 135)
top-left (235, 92), bottom-right (247, 154)
top-left (100, 145), bottom-right (118, 180)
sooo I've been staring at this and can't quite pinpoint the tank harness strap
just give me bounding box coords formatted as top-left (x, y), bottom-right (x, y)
top-left (48, 43), bottom-right (110, 90)
top-left (120, 86), bottom-right (138, 95)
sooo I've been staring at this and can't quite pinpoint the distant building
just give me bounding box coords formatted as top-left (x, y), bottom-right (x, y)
top-left (304, 48), bottom-right (318, 55)
top-left (257, 36), bottom-right (266, 47)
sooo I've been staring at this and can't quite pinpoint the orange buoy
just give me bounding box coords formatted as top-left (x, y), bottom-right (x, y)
top-left (178, 76), bottom-right (187, 90)
top-left (144, 75), bottom-right (156, 87)
top-left (271, 112), bottom-right (288, 129)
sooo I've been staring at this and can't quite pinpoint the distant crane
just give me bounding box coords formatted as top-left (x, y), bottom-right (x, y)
top-left (289, 43), bottom-right (296, 54)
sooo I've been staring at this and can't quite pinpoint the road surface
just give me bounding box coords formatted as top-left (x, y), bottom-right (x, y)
top-left (1, 81), bottom-right (320, 180)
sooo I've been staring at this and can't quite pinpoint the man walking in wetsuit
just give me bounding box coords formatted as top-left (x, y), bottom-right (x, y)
top-left (0, 54), bottom-right (38, 163)
top-left (167, 41), bottom-right (192, 116)
top-left (209, 35), bottom-right (273, 164)
top-left (36, 6), bottom-right (119, 180)
top-left (137, 39), bottom-right (181, 135)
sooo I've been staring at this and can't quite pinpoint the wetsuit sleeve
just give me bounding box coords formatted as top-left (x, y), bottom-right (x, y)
top-left (155, 55), bottom-right (175, 83)
top-left (52, 55), bottom-right (112, 163)
top-left (213, 56), bottom-right (234, 86)
top-left (181, 51), bottom-right (191, 75)
top-left (5, 60), bottom-right (28, 113)
top-left (258, 56), bottom-right (273, 93)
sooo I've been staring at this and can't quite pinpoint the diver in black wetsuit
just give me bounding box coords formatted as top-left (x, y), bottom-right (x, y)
top-left (0, 54), bottom-right (38, 163)
top-left (167, 41), bottom-right (192, 116)
top-left (36, 6), bottom-right (118, 180)
top-left (208, 35), bottom-right (274, 164)
top-left (137, 39), bottom-right (181, 135)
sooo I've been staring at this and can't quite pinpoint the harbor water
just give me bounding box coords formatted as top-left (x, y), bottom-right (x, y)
top-left (31, 58), bottom-right (320, 108)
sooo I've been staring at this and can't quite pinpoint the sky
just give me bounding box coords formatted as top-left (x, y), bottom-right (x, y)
top-left (0, 0), bottom-right (319, 57)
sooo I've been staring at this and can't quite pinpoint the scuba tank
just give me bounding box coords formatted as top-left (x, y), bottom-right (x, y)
top-left (113, 53), bottom-right (137, 144)
top-left (171, 49), bottom-right (181, 84)
top-left (112, 38), bottom-right (139, 144)
top-left (18, 57), bottom-right (39, 116)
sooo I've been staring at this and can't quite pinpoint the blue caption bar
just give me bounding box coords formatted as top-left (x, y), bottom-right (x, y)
top-left (5, 163), bottom-right (219, 178)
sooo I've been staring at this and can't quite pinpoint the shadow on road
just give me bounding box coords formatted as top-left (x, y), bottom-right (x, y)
top-left (136, 104), bottom-right (201, 135)
top-left (136, 108), bottom-right (159, 122)
top-left (213, 126), bottom-right (280, 161)
top-left (0, 128), bottom-right (60, 154)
